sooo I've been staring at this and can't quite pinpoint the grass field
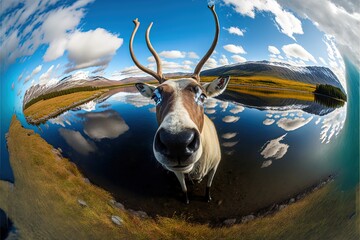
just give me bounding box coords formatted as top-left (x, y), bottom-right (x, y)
top-left (226, 85), bottom-right (315, 102)
top-left (0, 116), bottom-right (358, 240)
top-left (201, 75), bottom-right (316, 93)
top-left (23, 90), bottom-right (107, 123)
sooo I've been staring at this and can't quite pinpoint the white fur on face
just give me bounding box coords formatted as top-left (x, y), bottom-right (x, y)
top-left (158, 79), bottom-right (199, 134)
top-left (152, 79), bottom-right (203, 171)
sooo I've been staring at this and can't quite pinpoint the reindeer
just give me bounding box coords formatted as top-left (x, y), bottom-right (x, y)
top-left (130, 5), bottom-right (230, 204)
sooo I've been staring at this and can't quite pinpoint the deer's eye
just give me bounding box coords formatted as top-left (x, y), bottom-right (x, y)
top-left (151, 89), bottom-right (162, 106)
top-left (195, 88), bottom-right (207, 105)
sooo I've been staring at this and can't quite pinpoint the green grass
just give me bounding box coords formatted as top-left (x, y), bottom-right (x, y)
top-left (0, 116), bottom-right (358, 239)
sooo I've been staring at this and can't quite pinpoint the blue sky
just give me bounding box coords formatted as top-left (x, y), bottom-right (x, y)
top-left (1, 0), bottom-right (358, 116)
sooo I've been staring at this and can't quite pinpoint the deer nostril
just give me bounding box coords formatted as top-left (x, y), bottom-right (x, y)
top-left (155, 128), bottom-right (200, 159)
top-left (155, 131), bottom-right (168, 155)
top-left (186, 133), bottom-right (199, 153)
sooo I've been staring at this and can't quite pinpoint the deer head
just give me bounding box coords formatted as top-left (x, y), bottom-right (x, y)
top-left (130, 5), bottom-right (230, 174)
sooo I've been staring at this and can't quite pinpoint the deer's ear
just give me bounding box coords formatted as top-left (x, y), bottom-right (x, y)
top-left (135, 83), bottom-right (156, 98)
top-left (202, 76), bottom-right (230, 98)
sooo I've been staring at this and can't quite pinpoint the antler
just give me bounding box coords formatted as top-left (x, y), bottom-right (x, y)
top-left (146, 22), bottom-right (165, 81)
top-left (192, 5), bottom-right (220, 82)
top-left (129, 18), bottom-right (164, 83)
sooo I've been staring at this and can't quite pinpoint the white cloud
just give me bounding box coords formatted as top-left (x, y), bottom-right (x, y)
top-left (223, 26), bottom-right (245, 36)
top-left (159, 50), bottom-right (186, 59)
top-left (282, 43), bottom-right (317, 63)
top-left (268, 45), bottom-right (280, 55)
top-left (113, 66), bottom-right (146, 79)
top-left (231, 55), bottom-right (247, 63)
top-left (223, 44), bottom-right (247, 54)
top-left (277, 0), bottom-right (360, 68)
top-left (182, 60), bottom-right (194, 65)
top-left (149, 60), bottom-right (192, 72)
top-left (219, 54), bottom-right (229, 65)
top-left (65, 28), bottom-right (122, 73)
top-left (18, 73), bottom-right (23, 82)
top-left (187, 52), bottom-right (200, 59)
top-left (0, 0), bottom-right (95, 70)
top-left (0, 0), bottom-right (121, 74)
top-left (147, 56), bottom-right (156, 62)
top-left (323, 35), bottom-right (346, 89)
top-left (261, 134), bottom-right (289, 160)
top-left (115, 58), bottom-right (193, 79)
top-left (203, 57), bottom-right (218, 69)
top-left (319, 57), bottom-right (327, 65)
top-left (223, 0), bottom-right (304, 40)
top-left (32, 65), bottom-right (42, 75)
top-left (39, 65), bottom-right (56, 85)
top-left (24, 65), bottom-right (42, 83)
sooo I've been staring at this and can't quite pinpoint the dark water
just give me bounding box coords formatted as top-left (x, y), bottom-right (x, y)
top-left (15, 84), bottom-right (349, 222)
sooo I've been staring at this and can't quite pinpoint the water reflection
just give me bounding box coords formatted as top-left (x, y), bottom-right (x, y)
top-left (221, 132), bottom-right (238, 139)
top-left (79, 100), bottom-right (97, 112)
top-left (319, 108), bottom-right (346, 144)
top-left (49, 112), bottom-right (72, 127)
top-left (22, 86), bottom-right (348, 221)
top-left (78, 110), bottom-right (129, 141)
top-left (230, 105), bottom-right (245, 114)
top-left (260, 134), bottom-right (289, 168)
top-left (111, 92), bottom-right (153, 108)
top-left (263, 118), bottom-right (275, 125)
top-left (222, 116), bottom-right (240, 123)
top-left (59, 129), bottom-right (97, 155)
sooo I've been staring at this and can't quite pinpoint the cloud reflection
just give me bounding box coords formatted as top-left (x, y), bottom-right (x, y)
top-left (260, 134), bottom-right (289, 168)
top-left (319, 107), bottom-right (346, 144)
top-left (230, 105), bottom-right (245, 114)
top-left (222, 141), bottom-right (238, 147)
top-left (79, 100), bottom-right (96, 112)
top-left (110, 92), bottom-right (153, 108)
top-left (222, 116), bottom-right (240, 123)
top-left (205, 109), bottom-right (216, 114)
top-left (263, 119), bottom-right (275, 126)
top-left (221, 132), bottom-right (237, 139)
top-left (220, 102), bottom-right (229, 111)
top-left (204, 98), bottom-right (218, 109)
top-left (49, 112), bottom-right (72, 127)
top-left (79, 110), bottom-right (129, 141)
top-left (276, 116), bottom-right (313, 131)
top-left (59, 128), bottom-right (97, 155)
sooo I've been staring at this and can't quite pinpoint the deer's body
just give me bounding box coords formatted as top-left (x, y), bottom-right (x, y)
top-left (130, 5), bottom-right (230, 203)
top-left (190, 114), bottom-right (221, 182)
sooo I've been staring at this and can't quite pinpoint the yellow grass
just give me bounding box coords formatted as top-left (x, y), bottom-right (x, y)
top-left (227, 85), bottom-right (315, 102)
top-left (201, 75), bottom-right (316, 93)
top-left (0, 116), bottom-right (358, 239)
top-left (24, 90), bottom-right (106, 121)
